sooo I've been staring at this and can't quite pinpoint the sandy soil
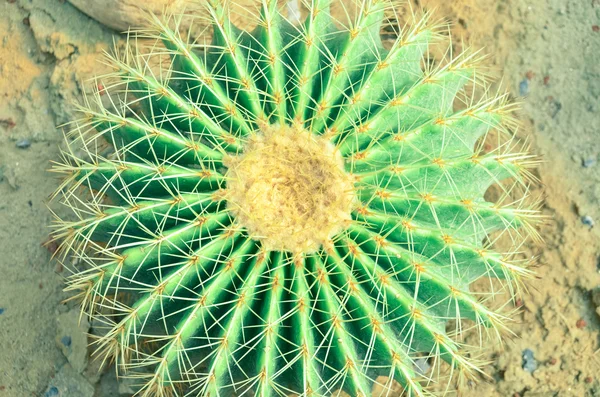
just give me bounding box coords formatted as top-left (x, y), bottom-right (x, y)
top-left (0, 0), bottom-right (598, 396)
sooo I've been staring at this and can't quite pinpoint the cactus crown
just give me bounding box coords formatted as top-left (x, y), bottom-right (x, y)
top-left (50, 0), bottom-right (540, 396)
top-left (223, 123), bottom-right (356, 253)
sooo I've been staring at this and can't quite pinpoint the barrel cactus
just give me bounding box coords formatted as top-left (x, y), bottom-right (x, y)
top-left (50, 0), bottom-right (539, 395)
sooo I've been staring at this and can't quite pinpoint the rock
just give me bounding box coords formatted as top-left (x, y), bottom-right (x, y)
top-left (1, 165), bottom-right (19, 190)
top-left (548, 98), bottom-right (562, 118)
top-left (44, 386), bottom-right (59, 397)
top-left (519, 79), bottom-right (530, 96)
top-left (55, 309), bottom-right (90, 374)
top-left (45, 363), bottom-right (94, 397)
top-left (522, 348), bottom-right (537, 373)
top-left (582, 157), bottom-right (596, 168)
top-left (96, 369), bottom-right (120, 397)
top-left (582, 215), bottom-right (595, 228)
top-left (28, 10), bottom-right (76, 60)
top-left (60, 335), bottom-right (72, 347)
top-left (67, 0), bottom-right (260, 32)
top-left (15, 138), bottom-right (31, 149)
top-left (24, 0), bottom-right (116, 60)
top-left (82, 349), bottom-right (104, 384)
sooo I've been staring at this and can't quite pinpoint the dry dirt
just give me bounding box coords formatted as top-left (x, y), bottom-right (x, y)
top-left (0, 0), bottom-right (599, 396)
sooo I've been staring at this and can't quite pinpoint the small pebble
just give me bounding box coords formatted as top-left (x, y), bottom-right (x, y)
top-left (548, 97), bottom-right (562, 118)
top-left (522, 348), bottom-right (537, 373)
top-left (61, 335), bottom-right (72, 347)
top-left (543, 75), bottom-right (550, 85)
top-left (585, 376), bottom-right (593, 384)
top-left (515, 298), bottom-right (524, 307)
top-left (582, 158), bottom-right (596, 168)
top-left (0, 118), bottom-right (16, 129)
top-left (43, 236), bottom-right (60, 255)
top-left (582, 215), bottom-right (595, 228)
top-left (519, 79), bottom-right (530, 96)
top-left (576, 318), bottom-right (587, 329)
top-left (548, 357), bottom-right (557, 366)
top-left (45, 386), bottom-right (59, 397)
top-left (97, 83), bottom-right (106, 96)
top-left (15, 139), bottom-right (31, 149)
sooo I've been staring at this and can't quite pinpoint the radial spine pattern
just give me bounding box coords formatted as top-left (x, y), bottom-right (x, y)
top-left (50, 0), bottom-right (540, 396)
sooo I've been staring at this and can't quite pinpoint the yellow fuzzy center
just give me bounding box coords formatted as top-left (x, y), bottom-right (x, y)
top-left (223, 124), bottom-right (355, 253)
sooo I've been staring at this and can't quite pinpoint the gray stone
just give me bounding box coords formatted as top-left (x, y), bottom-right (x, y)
top-left (46, 363), bottom-right (94, 397)
top-left (582, 215), bottom-right (595, 228)
top-left (582, 157), bottom-right (596, 168)
top-left (55, 308), bottom-right (90, 374)
top-left (0, 165), bottom-right (19, 190)
top-left (522, 348), bottom-right (537, 373)
top-left (96, 369), bottom-right (120, 397)
top-left (15, 138), bottom-right (31, 149)
top-left (519, 78), bottom-right (530, 96)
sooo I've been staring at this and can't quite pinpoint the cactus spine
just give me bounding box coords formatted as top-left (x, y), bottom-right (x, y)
top-left (50, 0), bottom-right (540, 395)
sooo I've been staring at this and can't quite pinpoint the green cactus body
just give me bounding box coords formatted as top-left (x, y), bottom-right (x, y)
top-left (51, 0), bottom-right (539, 395)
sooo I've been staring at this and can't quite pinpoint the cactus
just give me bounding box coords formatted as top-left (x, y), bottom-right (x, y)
top-left (50, 0), bottom-right (540, 395)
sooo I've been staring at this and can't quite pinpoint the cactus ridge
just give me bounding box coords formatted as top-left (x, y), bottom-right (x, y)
top-left (50, 0), bottom-right (541, 396)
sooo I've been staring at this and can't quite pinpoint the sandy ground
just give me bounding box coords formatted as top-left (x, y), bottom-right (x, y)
top-left (0, 0), bottom-right (598, 396)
